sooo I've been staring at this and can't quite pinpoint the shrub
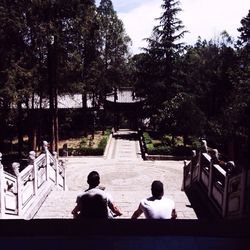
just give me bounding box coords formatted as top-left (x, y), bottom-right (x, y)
top-left (146, 143), bottom-right (154, 150)
top-left (98, 136), bottom-right (108, 149)
top-left (143, 132), bottom-right (152, 144)
top-left (104, 128), bottom-right (112, 136)
top-left (68, 147), bottom-right (104, 156)
top-left (79, 137), bottom-right (87, 147)
top-left (143, 132), bottom-right (195, 156)
top-left (187, 136), bottom-right (201, 149)
top-left (147, 146), bottom-right (173, 155)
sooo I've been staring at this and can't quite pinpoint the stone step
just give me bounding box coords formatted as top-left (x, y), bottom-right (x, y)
top-left (33, 190), bottom-right (144, 219)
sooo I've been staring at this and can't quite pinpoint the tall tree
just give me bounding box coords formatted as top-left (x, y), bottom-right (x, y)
top-left (0, 0), bottom-right (34, 155)
top-left (233, 10), bottom-right (250, 162)
top-left (97, 0), bottom-right (131, 100)
top-left (181, 34), bottom-right (239, 156)
top-left (144, 0), bottom-right (187, 104)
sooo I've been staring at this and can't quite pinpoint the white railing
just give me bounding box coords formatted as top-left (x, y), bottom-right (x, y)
top-left (0, 141), bottom-right (66, 219)
top-left (183, 143), bottom-right (248, 219)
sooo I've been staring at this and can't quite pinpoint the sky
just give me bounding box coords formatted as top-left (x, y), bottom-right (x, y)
top-left (96, 0), bottom-right (250, 54)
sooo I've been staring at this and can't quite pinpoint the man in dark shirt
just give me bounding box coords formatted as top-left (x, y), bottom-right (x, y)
top-left (71, 171), bottom-right (122, 219)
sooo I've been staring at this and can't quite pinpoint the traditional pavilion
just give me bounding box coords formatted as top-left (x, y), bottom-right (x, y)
top-left (105, 88), bottom-right (144, 131)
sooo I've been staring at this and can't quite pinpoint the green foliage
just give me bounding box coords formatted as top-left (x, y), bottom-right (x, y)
top-left (0, 0), bottom-right (132, 155)
top-left (238, 10), bottom-right (250, 45)
top-left (143, 131), bottom-right (193, 156)
top-left (68, 147), bottom-right (104, 156)
top-left (62, 128), bottom-right (111, 156)
top-left (104, 128), bottom-right (112, 136)
top-left (98, 137), bottom-right (108, 149)
top-left (97, 0), bottom-right (131, 96)
top-left (143, 132), bottom-right (152, 144)
top-left (98, 128), bottom-right (111, 149)
top-left (79, 137), bottom-right (87, 147)
top-left (147, 146), bottom-right (173, 155)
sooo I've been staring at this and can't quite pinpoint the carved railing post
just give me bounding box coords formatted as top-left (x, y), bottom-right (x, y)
top-left (29, 151), bottom-right (37, 195)
top-left (222, 174), bottom-right (230, 218)
top-left (198, 140), bottom-right (208, 183)
top-left (182, 160), bottom-right (187, 191)
top-left (0, 153), bottom-right (4, 217)
top-left (190, 150), bottom-right (196, 183)
top-left (43, 141), bottom-right (50, 181)
top-left (12, 162), bottom-right (22, 217)
top-left (197, 150), bottom-right (202, 182)
top-left (61, 160), bottom-right (67, 191)
top-left (208, 159), bottom-right (213, 198)
top-left (53, 152), bottom-right (58, 186)
top-left (29, 151), bottom-right (36, 165)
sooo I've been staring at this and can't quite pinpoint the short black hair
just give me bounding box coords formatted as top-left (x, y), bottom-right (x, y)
top-left (151, 180), bottom-right (164, 199)
top-left (87, 171), bottom-right (100, 187)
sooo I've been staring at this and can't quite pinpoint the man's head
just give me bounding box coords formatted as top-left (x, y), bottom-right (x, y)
top-left (87, 171), bottom-right (100, 188)
top-left (151, 180), bottom-right (164, 199)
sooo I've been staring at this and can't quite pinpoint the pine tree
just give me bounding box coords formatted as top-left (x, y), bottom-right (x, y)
top-left (145, 0), bottom-right (187, 103)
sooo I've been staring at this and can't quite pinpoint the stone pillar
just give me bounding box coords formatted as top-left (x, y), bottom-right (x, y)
top-left (12, 162), bottom-right (20, 177)
top-left (29, 151), bottom-right (37, 195)
top-left (197, 150), bottom-right (202, 182)
top-left (28, 151), bottom-right (36, 165)
top-left (53, 151), bottom-right (58, 186)
top-left (43, 141), bottom-right (50, 181)
top-left (60, 159), bottom-right (67, 191)
top-left (208, 159), bottom-right (214, 198)
top-left (12, 162), bottom-right (22, 217)
top-left (190, 150), bottom-right (196, 182)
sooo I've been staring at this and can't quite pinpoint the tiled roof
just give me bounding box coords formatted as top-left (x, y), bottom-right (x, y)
top-left (22, 94), bottom-right (84, 109)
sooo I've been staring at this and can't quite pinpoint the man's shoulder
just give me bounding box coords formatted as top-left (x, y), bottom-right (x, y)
top-left (140, 197), bottom-right (153, 206)
top-left (162, 197), bottom-right (175, 205)
top-left (86, 188), bottom-right (109, 198)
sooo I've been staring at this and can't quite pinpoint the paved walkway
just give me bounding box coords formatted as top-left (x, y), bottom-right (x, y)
top-left (34, 130), bottom-right (197, 219)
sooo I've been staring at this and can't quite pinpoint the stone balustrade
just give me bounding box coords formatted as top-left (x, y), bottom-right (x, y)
top-left (0, 141), bottom-right (66, 219)
top-left (183, 141), bottom-right (248, 219)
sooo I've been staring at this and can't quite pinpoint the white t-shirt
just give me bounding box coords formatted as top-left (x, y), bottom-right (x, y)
top-left (139, 196), bottom-right (175, 219)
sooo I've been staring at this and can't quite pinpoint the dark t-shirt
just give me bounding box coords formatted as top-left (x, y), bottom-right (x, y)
top-left (76, 188), bottom-right (112, 219)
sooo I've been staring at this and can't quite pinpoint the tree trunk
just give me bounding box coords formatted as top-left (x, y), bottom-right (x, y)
top-left (54, 87), bottom-right (59, 154)
top-left (54, 36), bottom-right (59, 154)
top-left (48, 36), bottom-right (59, 153)
top-left (17, 102), bottom-right (23, 158)
top-left (48, 42), bottom-right (55, 152)
top-left (29, 92), bottom-right (37, 151)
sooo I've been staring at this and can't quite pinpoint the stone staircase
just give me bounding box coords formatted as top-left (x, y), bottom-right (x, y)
top-left (106, 129), bottom-right (142, 160)
top-left (34, 190), bottom-right (77, 219)
top-left (33, 189), bottom-right (149, 219)
top-left (33, 130), bottom-right (198, 220)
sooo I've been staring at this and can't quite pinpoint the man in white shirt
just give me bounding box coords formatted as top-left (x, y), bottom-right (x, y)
top-left (71, 171), bottom-right (122, 219)
top-left (131, 180), bottom-right (177, 219)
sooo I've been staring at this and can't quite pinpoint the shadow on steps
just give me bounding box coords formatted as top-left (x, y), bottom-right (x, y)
top-left (184, 182), bottom-right (222, 220)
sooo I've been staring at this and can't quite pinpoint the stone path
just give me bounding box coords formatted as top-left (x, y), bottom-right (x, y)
top-left (34, 130), bottom-right (197, 219)
top-left (109, 130), bottom-right (141, 159)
